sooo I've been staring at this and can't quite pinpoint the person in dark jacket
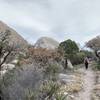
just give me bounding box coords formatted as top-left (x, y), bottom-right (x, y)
top-left (84, 57), bottom-right (89, 69)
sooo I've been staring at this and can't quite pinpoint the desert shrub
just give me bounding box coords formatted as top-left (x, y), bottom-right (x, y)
top-left (80, 50), bottom-right (94, 58)
top-left (96, 60), bottom-right (100, 70)
top-left (1, 64), bottom-right (43, 100)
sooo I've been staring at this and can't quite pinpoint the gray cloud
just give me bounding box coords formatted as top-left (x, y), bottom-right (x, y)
top-left (0, 0), bottom-right (100, 46)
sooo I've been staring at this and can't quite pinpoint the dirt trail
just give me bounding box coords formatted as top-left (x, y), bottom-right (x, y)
top-left (75, 67), bottom-right (96, 100)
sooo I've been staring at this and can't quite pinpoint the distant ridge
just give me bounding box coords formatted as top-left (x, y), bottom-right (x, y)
top-left (34, 37), bottom-right (59, 50)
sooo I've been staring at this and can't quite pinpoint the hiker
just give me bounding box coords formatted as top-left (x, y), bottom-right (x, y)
top-left (65, 58), bottom-right (68, 69)
top-left (84, 56), bottom-right (89, 69)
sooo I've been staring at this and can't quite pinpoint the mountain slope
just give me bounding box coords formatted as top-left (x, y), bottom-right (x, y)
top-left (34, 37), bottom-right (59, 49)
top-left (0, 21), bottom-right (28, 48)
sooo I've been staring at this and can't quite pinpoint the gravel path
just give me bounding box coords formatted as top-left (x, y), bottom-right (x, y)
top-left (75, 67), bottom-right (96, 100)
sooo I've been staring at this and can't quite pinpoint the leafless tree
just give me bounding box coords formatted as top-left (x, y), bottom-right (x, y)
top-left (0, 30), bottom-right (15, 100)
top-left (0, 30), bottom-right (14, 70)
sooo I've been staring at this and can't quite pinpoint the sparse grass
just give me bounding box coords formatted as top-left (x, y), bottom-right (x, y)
top-left (59, 72), bottom-right (83, 96)
top-left (92, 61), bottom-right (100, 71)
top-left (96, 61), bottom-right (100, 70)
top-left (91, 90), bottom-right (100, 100)
top-left (91, 69), bottom-right (100, 100)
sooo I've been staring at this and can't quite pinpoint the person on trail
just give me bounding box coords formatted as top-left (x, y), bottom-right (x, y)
top-left (84, 57), bottom-right (89, 69)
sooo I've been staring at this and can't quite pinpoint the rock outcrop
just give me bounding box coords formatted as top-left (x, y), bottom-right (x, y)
top-left (34, 37), bottom-right (59, 50)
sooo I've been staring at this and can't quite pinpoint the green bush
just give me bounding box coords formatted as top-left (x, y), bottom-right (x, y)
top-left (80, 50), bottom-right (94, 58)
top-left (72, 52), bottom-right (85, 65)
top-left (96, 61), bottom-right (100, 70)
top-left (65, 52), bottom-right (85, 65)
top-left (44, 63), bottom-right (61, 80)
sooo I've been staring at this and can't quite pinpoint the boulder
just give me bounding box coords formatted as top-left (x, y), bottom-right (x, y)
top-left (34, 37), bottom-right (59, 50)
top-left (58, 73), bottom-right (76, 84)
top-left (2, 63), bottom-right (15, 70)
top-left (0, 63), bottom-right (15, 77)
top-left (11, 59), bottom-right (19, 64)
top-left (0, 70), bottom-right (7, 77)
top-left (67, 59), bottom-right (73, 69)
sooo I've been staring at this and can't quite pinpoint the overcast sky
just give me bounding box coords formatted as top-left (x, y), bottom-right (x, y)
top-left (0, 0), bottom-right (100, 46)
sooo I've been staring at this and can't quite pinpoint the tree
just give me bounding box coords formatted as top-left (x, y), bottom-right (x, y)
top-left (58, 39), bottom-right (79, 68)
top-left (86, 36), bottom-right (100, 59)
top-left (0, 30), bottom-right (14, 70)
top-left (59, 39), bottom-right (79, 57)
top-left (86, 36), bottom-right (100, 50)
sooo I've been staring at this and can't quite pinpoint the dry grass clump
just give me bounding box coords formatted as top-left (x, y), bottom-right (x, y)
top-left (60, 73), bottom-right (83, 93)
top-left (60, 83), bottom-right (83, 93)
top-left (91, 90), bottom-right (100, 100)
top-left (28, 48), bottom-right (62, 60)
top-left (91, 85), bottom-right (100, 100)
top-left (91, 71), bottom-right (100, 100)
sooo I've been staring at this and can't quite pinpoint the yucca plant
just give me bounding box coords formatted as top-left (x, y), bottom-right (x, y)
top-left (55, 93), bottom-right (68, 100)
top-left (40, 81), bottom-right (60, 100)
top-left (25, 89), bottom-right (36, 100)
